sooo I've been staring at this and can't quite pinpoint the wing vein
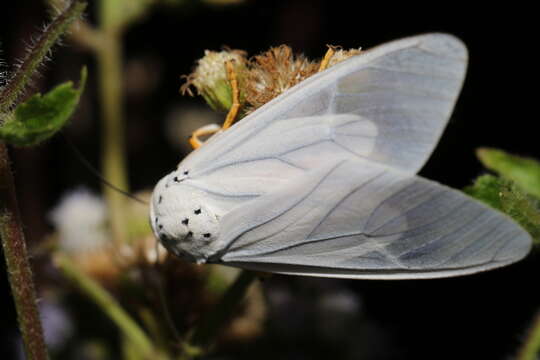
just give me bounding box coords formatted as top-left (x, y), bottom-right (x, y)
top-left (225, 161), bottom-right (346, 252)
top-left (306, 170), bottom-right (386, 239)
top-left (365, 185), bottom-right (443, 234)
top-left (364, 64), bottom-right (459, 81)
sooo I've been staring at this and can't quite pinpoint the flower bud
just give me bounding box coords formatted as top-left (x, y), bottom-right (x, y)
top-left (182, 50), bottom-right (247, 112)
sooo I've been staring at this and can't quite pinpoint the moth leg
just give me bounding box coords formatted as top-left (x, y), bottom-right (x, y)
top-left (318, 46), bottom-right (336, 72)
top-left (188, 61), bottom-right (240, 149)
top-left (222, 60), bottom-right (240, 130)
top-left (189, 123), bottom-right (221, 149)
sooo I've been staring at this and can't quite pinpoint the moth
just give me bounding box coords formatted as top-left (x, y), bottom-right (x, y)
top-left (150, 33), bottom-right (531, 279)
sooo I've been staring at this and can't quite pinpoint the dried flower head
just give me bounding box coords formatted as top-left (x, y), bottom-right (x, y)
top-left (244, 45), bottom-right (319, 112)
top-left (181, 44), bottom-right (362, 117)
top-left (181, 49), bottom-right (247, 112)
top-left (326, 46), bottom-right (362, 67)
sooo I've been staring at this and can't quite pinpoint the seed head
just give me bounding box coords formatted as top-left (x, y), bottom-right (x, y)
top-left (181, 49), bottom-right (247, 112)
top-left (244, 45), bottom-right (319, 112)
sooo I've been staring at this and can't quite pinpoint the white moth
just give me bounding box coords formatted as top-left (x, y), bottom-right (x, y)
top-left (150, 33), bottom-right (532, 279)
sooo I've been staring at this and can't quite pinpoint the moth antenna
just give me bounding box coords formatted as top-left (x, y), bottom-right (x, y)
top-left (61, 133), bottom-right (148, 205)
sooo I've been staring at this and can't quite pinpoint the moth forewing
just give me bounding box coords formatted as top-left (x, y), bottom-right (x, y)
top-left (150, 33), bottom-right (532, 278)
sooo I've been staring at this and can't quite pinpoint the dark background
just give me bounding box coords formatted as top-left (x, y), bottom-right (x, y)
top-left (1, 1), bottom-right (538, 359)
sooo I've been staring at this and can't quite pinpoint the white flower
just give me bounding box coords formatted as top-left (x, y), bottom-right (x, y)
top-left (49, 188), bottom-right (109, 253)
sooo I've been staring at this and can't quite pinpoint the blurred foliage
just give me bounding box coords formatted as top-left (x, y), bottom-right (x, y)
top-left (0, 67), bottom-right (86, 146)
top-left (466, 149), bottom-right (540, 244)
top-left (99, 0), bottom-right (154, 31)
top-left (477, 148), bottom-right (540, 199)
top-left (465, 175), bottom-right (540, 244)
top-left (0, 3), bottom-right (88, 359)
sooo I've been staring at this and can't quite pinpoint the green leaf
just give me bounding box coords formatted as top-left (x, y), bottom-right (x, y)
top-left (465, 174), bottom-right (540, 244)
top-left (464, 174), bottom-right (505, 210)
top-left (0, 67), bottom-right (86, 147)
top-left (477, 148), bottom-right (540, 199)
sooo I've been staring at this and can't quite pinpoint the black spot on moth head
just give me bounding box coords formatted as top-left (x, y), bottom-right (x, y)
top-left (182, 218), bottom-right (189, 225)
top-left (173, 176), bottom-right (180, 182)
top-left (203, 233), bottom-right (211, 238)
top-left (158, 195), bottom-right (163, 204)
top-left (183, 170), bottom-right (189, 175)
top-left (158, 224), bottom-right (163, 230)
top-left (194, 208), bottom-right (202, 215)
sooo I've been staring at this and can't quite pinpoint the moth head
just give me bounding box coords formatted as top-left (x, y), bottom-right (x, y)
top-left (150, 171), bottom-right (220, 264)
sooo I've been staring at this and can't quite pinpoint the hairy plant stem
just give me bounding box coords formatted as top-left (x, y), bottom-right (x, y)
top-left (0, 1), bottom-right (86, 114)
top-left (0, 3), bottom-right (87, 358)
top-left (181, 270), bottom-right (257, 359)
top-left (517, 310), bottom-right (540, 360)
top-left (96, 2), bottom-right (129, 245)
top-left (0, 144), bottom-right (49, 360)
top-left (54, 253), bottom-right (158, 358)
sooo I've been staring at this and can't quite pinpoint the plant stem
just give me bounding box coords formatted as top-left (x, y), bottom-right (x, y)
top-left (0, 144), bottom-right (49, 360)
top-left (54, 252), bottom-right (155, 357)
top-left (0, 1), bottom-right (86, 113)
top-left (181, 270), bottom-right (257, 359)
top-left (517, 310), bottom-right (540, 360)
top-left (96, 0), bottom-right (129, 244)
